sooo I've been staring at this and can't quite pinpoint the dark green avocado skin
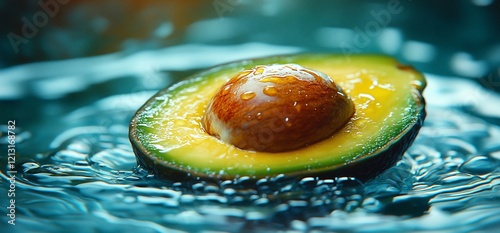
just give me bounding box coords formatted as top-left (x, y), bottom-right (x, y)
top-left (129, 107), bottom-right (425, 183)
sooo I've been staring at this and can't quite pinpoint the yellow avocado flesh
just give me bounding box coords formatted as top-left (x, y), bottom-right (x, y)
top-left (133, 54), bottom-right (426, 178)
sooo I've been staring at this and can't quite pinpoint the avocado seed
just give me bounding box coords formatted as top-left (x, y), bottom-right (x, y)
top-left (202, 64), bottom-right (354, 152)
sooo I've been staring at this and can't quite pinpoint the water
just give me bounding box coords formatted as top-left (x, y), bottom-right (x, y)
top-left (1, 43), bottom-right (500, 232)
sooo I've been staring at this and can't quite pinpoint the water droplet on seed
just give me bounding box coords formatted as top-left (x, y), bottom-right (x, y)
top-left (234, 71), bottom-right (251, 80)
top-left (254, 67), bottom-right (265, 75)
top-left (221, 84), bottom-right (232, 95)
top-left (240, 91), bottom-right (256, 100)
top-left (263, 86), bottom-right (278, 96)
top-left (260, 76), bottom-right (295, 84)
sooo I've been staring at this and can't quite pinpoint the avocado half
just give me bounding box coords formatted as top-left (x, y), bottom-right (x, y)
top-left (129, 54), bottom-right (426, 182)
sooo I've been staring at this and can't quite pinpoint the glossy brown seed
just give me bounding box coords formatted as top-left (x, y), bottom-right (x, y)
top-left (202, 64), bottom-right (355, 152)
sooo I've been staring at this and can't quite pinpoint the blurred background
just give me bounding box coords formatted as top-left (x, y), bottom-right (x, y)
top-left (1, 0), bottom-right (499, 73)
top-left (1, 0), bottom-right (500, 232)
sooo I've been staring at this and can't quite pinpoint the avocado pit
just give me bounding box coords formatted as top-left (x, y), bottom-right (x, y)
top-left (202, 64), bottom-right (355, 152)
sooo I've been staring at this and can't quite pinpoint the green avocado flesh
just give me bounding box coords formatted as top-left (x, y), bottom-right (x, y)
top-left (129, 54), bottom-right (426, 181)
